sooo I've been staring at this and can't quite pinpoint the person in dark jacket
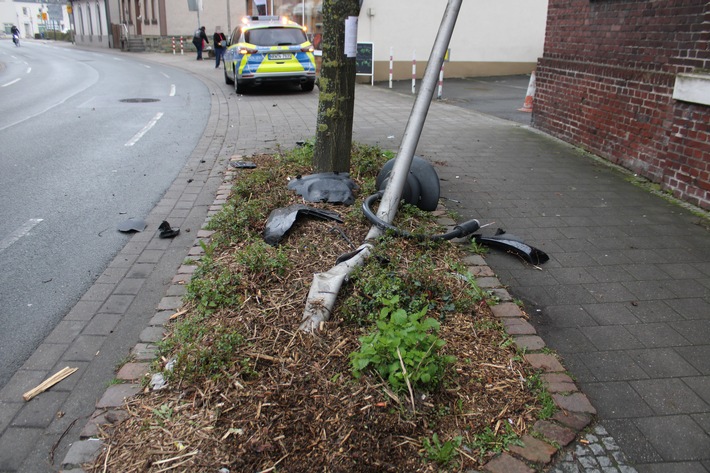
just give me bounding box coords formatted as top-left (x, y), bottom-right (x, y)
top-left (192, 26), bottom-right (209, 60)
top-left (213, 26), bottom-right (227, 69)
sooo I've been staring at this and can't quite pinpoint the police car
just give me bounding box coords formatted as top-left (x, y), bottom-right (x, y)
top-left (224, 16), bottom-right (316, 93)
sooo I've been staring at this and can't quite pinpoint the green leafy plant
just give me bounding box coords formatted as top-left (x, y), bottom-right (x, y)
top-left (526, 372), bottom-right (557, 419)
top-left (468, 423), bottom-right (522, 459)
top-left (350, 295), bottom-right (455, 393)
top-left (421, 433), bottom-right (462, 466)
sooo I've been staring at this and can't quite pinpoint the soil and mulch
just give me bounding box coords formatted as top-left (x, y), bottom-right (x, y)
top-left (86, 146), bottom-right (549, 472)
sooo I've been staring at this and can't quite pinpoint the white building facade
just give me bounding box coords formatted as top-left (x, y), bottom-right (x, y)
top-left (1, 0), bottom-right (71, 39)
top-left (4, 0), bottom-right (548, 80)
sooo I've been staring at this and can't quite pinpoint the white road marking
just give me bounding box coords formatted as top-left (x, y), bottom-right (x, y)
top-left (144, 65), bottom-right (151, 69)
top-left (161, 72), bottom-right (170, 78)
top-left (1, 79), bottom-right (20, 87)
top-left (125, 112), bottom-right (164, 147)
top-left (169, 84), bottom-right (176, 96)
top-left (26, 67), bottom-right (31, 74)
top-left (0, 219), bottom-right (43, 253)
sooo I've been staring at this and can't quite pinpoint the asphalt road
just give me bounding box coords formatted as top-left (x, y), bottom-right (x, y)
top-left (0, 40), bottom-right (210, 389)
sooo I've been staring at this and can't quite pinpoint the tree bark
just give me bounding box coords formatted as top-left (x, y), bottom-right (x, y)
top-left (312, 0), bottom-right (361, 173)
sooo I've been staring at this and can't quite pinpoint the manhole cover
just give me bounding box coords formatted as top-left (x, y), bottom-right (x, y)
top-left (120, 98), bottom-right (160, 103)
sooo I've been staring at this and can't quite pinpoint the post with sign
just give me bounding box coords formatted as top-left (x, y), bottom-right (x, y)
top-left (356, 42), bottom-right (374, 86)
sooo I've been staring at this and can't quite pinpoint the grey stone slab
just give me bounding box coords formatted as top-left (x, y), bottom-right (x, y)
top-left (664, 280), bottom-right (710, 299)
top-left (0, 370), bottom-right (47, 401)
top-left (604, 419), bottom-right (663, 464)
top-left (79, 283), bottom-right (114, 302)
top-left (580, 381), bottom-right (654, 419)
top-left (582, 325), bottom-right (645, 351)
top-left (630, 378), bottom-right (709, 415)
top-left (547, 283), bottom-right (600, 305)
top-left (535, 304), bottom-right (599, 327)
top-left (43, 320), bottom-right (87, 345)
top-left (692, 413), bottom-right (710, 435)
top-left (676, 345), bottom-right (710, 375)
top-left (634, 415), bottom-right (710, 461)
top-left (0, 401), bottom-right (22, 432)
top-left (669, 320), bottom-right (710, 345)
top-left (98, 294), bottom-right (135, 314)
top-left (625, 323), bottom-right (691, 348)
top-left (61, 335), bottom-right (105, 362)
top-left (582, 351), bottom-right (649, 382)
top-left (61, 438), bottom-right (103, 470)
top-left (549, 267), bottom-right (599, 285)
top-left (628, 348), bottom-right (701, 378)
top-left (124, 262), bottom-right (156, 279)
top-left (94, 265), bottom-right (129, 285)
top-left (634, 461), bottom-right (710, 473)
top-left (20, 343), bottom-right (69, 371)
top-left (667, 298), bottom-right (710, 321)
top-left (82, 313), bottom-right (123, 336)
top-left (553, 251), bottom-right (600, 268)
top-left (0, 427), bottom-right (43, 471)
top-left (621, 281), bottom-right (677, 301)
top-left (683, 376), bottom-right (710, 406)
top-left (585, 282), bottom-right (638, 303)
top-left (535, 327), bottom-right (597, 353)
top-left (627, 300), bottom-right (682, 323)
top-left (137, 249), bottom-right (164, 264)
top-left (11, 391), bottom-right (68, 428)
top-left (63, 300), bottom-right (102, 321)
top-left (624, 264), bottom-right (668, 281)
top-left (583, 303), bottom-right (641, 325)
top-left (113, 277), bottom-right (145, 295)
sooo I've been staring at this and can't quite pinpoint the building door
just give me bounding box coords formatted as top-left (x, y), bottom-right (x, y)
top-left (135, 0), bottom-right (142, 35)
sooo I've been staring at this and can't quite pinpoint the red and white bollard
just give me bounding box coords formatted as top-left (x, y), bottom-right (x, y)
top-left (172, 36), bottom-right (176, 55)
top-left (437, 62), bottom-right (445, 100)
top-left (411, 50), bottom-right (416, 94)
top-left (180, 36), bottom-right (184, 55)
top-left (389, 47), bottom-right (393, 89)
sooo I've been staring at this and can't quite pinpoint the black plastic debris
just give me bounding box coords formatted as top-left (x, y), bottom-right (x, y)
top-left (264, 204), bottom-right (343, 246)
top-left (375, 156), bottom-right (441, 211)
top-left (287, 173), bottom-right (358, 205)
top-left (229, 161), bottom-right (257, 169)
top-left (158, 220), bottom-right (180, 239)
top-left (117, 218), bottom-right (147, 233)
top-left (473, 228), bottom-right (549, 265)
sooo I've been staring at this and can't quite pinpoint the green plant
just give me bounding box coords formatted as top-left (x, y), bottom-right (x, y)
top-left (468, 423), bottom-right (522, 459)
top-left (469, 240), bottom-right (488, 255)
top-left (421, 433), bottom-right (462, 466)
top-left (526, 372), bottom-right (556, 419)
top-left (350, 295), bottom-right (455, 394)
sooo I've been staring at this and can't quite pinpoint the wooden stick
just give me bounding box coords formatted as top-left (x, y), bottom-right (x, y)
top-left (23, 367), bottom-right (78, 401)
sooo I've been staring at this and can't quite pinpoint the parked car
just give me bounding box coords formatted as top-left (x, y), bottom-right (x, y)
top-left (224, 16), bottom-right (316, 93)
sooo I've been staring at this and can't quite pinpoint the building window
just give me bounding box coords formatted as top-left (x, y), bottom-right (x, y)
top-left (87, 6), bottom-right (93, 35)
top-left (96, 2), bottom-right (102, 36)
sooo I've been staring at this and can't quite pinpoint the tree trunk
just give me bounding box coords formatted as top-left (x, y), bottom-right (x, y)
top-left (312, 0), bottom-right (361, 173)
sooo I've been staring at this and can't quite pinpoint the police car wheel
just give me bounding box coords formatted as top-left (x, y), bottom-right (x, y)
top-left (224, 67), bottom-right (234, 85)
top-left (301, 80), bottom-right (315, 92)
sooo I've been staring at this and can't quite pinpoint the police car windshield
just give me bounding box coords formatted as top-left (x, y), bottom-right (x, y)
top-left (245, 27), bottom-right (306, 46)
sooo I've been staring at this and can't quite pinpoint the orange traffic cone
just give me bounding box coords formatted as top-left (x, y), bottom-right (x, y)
top-left (518, 71), bottom-right (536, 112)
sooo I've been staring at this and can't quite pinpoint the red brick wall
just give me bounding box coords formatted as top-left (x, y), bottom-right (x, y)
top-left (534, 0), bottom-right (710, 209)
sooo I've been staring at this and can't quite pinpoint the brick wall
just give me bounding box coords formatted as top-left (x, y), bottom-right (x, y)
top-left (534, 0), bottom-right (710, 209)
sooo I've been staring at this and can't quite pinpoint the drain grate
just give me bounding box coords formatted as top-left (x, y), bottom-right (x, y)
top-left (120, 98), bottom-right (160, 103)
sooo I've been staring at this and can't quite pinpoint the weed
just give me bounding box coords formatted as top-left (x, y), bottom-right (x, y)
top-left (350, 295), bottom-right (456, 394)
top-left (467, 423), bottom-right (522, 459)
top-left (526, 372), bottom-right (557, 419)
top-left (421, 433), bottom-right (462, 466)
top-left (469, 240), bottom-right (488, 255)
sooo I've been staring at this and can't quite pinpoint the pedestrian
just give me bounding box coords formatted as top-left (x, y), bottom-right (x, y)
top-left (213, 26), bottom-right (227, 69)
top-left (192, 26), bottom-right (209, 60)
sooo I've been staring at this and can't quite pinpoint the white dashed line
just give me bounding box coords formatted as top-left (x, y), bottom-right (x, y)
top-left (169, 84), bottom-right (176, 96)
top-left (125, 112), bottom-right (164, 147)
top-left (2, 79), bottom-right (20, 87)
top-left (0, 219), bottom-right (43, 253)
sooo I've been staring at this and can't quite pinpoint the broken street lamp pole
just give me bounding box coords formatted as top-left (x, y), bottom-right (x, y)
top-left (299, 0), bottom-right (464, 332)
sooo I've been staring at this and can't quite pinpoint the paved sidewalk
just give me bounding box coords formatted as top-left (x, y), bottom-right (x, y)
top-left (1, 48), bottom-right (708, 472)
